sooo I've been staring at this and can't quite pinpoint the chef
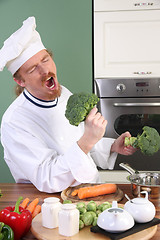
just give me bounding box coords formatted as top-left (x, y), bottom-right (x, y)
top-left (0, 17), bottom-right (136, 193)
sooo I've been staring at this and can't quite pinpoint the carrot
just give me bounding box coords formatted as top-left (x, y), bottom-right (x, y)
top-left (32, 204), bottom-right (41, 219)
top-left (20, 197), bottom-right (30, 209)
top-left (71, 189), bottom-right (79, 197)
top-left (75, 183), bottom-right (117, 199)
top-left (26, 198), bottom-right (39, 213)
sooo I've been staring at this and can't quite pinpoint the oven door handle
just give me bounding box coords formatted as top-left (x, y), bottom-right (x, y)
top-left (113, 103), bottom-right (160, 107)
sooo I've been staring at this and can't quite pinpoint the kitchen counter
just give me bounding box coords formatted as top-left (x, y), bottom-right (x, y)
top-left (0, 183), bottom-right (159, 240)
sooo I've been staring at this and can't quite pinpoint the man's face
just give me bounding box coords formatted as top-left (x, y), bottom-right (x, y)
top-left (15, 50), bottom-right (61, 101)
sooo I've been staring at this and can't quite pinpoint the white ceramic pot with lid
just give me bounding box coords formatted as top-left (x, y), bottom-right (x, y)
top-left (58, 203), bottom-right (79, 237)
top-left (124, 191), bottom-right (156, 223)
top-left (41, 197), bottom-right (62, 229)
top-left (97, 201), bottom-right (135, 233)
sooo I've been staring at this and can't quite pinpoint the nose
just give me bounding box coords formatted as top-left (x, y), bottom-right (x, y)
top-left (38, 64), bottom-right (49, 76)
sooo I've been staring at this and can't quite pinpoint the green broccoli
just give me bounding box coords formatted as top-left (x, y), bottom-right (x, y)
top-left (65, 92), bottom-right (99, 126)
top-left (124, 126), bottom-right (160, 156)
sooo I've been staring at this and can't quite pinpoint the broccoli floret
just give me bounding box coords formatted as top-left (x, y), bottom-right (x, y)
top-left (124, 137), bottom-right (138, 148)
top-left (65, 92), bottom-right (99, 126)
top-left (124, 126), bottom-right (160, 156)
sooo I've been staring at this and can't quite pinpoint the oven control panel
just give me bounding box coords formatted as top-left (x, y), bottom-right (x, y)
top-left (95, 78), bottom-right (160, 98)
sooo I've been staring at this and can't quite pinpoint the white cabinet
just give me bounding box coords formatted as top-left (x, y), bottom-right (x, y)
top-left (94, 0), bottom-right (160, 78)
top-left (94, 0), bottom-right (160, 11)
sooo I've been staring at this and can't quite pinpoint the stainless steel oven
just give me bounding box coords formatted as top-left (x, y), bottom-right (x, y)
top-left (94, 78), bottom-right (160, 171)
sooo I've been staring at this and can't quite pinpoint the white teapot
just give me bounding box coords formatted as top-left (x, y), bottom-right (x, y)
top-left (124, 191), bottom-right (156, 223)
top-left (97, 201), bottom-right (134, 233)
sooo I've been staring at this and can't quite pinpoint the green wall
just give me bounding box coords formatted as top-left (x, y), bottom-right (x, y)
top-left (0, 0), bottom-right (93, 182)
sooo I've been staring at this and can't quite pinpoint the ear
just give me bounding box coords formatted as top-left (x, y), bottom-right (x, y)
top-left (13, 77), bottom-right (25, 87)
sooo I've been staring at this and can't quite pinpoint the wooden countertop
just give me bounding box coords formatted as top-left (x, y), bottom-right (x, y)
top-left (0, 183), bottom-right (159, 240)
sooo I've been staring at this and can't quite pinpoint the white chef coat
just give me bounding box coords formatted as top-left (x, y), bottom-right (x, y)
top-left (0, 86), bottom-right (117, 193)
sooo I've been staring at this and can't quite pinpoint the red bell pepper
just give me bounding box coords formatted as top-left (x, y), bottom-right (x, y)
top-left (0, 196), bottom-right (32, 240)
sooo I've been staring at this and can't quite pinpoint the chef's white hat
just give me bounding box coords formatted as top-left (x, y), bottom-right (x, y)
top-left (0, 16), bottom-right (46, 75)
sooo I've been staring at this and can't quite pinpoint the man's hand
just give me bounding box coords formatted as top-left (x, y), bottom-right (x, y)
top-left (77, 107), bottom-right (107, 154)
top-left (111, 132), bottom-right (137, 155)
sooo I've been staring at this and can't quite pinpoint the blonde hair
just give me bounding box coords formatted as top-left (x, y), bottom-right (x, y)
top-left (14, 84), bottom-right (24, 97)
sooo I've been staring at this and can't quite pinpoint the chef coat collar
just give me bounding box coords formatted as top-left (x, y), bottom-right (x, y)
top-left (23, 89), bottom-right (58, 108)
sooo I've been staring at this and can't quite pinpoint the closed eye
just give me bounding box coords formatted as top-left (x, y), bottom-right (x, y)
top-left (28, 66), bottom-right (36, 74)
top-left (42, 56), bottom-right (49, 63)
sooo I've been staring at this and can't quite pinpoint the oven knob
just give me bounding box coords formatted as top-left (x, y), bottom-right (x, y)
top-left (116, 84), bottom-right (126, 92)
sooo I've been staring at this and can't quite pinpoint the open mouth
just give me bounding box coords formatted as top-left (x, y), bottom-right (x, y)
top-left (45, 77), bottom-right (56, 90)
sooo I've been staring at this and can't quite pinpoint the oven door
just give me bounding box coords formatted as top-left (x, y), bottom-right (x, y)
top-left (98, 97), bottom-right (160, 170)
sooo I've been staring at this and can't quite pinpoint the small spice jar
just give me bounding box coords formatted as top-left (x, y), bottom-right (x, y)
top-left (58, 203), bottom-right (79, 236)
top-left (41, 197), bottom-right (61, 229)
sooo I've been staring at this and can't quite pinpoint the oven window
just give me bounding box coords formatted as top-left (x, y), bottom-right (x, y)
top-left (114, 114), bottom-right (160, 136)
